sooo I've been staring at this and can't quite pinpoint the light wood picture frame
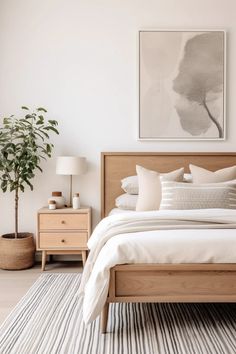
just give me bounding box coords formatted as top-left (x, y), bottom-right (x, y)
top-left (138, 30), bottom-right (226, 141)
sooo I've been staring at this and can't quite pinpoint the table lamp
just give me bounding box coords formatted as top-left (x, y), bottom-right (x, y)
top-left (56, 156), bottom-right (87, 206)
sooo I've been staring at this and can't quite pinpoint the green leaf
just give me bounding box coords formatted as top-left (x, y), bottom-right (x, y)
top-left (1, 180), bottom-right (7, 192)
top-left (21, 106), bottom-right (29, 110)
top-left (25, 179), bottom-right (33, 191)
top-left (39, 130), bottom-right (49, 139)
top-left (48, 120), bottom-right (58, 126)
top-left (46, 144), bottom-right (52, 154)
top-left (37, 107), bottom-right (47, 113)
top-left (44, 126), bottom-right (59, 134)
top-left (36, 165), bottom-right (43, 172)
top-left (35, 132), bottom-right (45, 141)
top-left (10, 184), bottom-right (16, 192)
top-left (3, 117), bottom-right (11, 125)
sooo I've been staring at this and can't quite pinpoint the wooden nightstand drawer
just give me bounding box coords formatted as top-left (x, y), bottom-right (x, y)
top-left (39, 232), bottom-right (88, 248)
top-left (39, 214), bottom-right (88, 230)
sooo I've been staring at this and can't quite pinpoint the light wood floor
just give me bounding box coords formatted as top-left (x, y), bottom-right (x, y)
top-left (0, 261), bottom-right (83, 325)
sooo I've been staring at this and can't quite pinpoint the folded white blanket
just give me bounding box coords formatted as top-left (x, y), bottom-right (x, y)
top-left (80, 209), bottom-right (236, 324)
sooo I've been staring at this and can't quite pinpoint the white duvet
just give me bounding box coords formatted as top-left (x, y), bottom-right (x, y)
top-left (80, 209), bottom-right (236, 324)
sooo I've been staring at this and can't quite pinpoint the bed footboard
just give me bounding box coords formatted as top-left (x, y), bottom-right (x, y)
top-left (101, 263), bottom-right (236, 333)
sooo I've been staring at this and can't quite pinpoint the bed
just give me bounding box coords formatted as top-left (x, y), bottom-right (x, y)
top-left (83, 152), bottom-right (236, 333)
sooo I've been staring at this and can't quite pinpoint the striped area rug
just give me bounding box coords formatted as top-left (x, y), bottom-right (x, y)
top-left (0, 274), bottom-right (235, 354)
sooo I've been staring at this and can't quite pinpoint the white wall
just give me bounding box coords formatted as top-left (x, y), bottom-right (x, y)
top-left (0, 0), bottom-right (236, 234)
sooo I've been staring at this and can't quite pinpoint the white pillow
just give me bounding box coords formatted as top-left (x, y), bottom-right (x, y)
top-left (190, 164), bottom-right (236, 184)
top-left (136, 165), bottom-right (184, 211)
top-left (160, 181), bottom-right (236, 210)
top-left (183, 173), bottom-right (193, 183)
top-left (121, 175), bottom-right (138, 194)
top-left (115, 193), bottom-right (138, 210)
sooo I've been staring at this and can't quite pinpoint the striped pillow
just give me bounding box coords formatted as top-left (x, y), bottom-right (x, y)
top-left (160, 181), bottom-right (236, 210)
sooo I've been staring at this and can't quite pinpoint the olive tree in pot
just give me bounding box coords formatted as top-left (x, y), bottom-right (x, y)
top-left (0, 107), bottom-right (59, 270)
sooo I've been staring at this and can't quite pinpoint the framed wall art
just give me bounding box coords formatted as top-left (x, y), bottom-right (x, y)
top-left (138, 30), bottom-right (226, 140)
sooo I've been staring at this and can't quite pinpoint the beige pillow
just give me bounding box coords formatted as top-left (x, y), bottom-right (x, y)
top-left (190, 164), bottom-right (236, 183)
top-left (136, 165), bottom-right (184, 211)
top-left (160, 181), bottom-right (236, 210)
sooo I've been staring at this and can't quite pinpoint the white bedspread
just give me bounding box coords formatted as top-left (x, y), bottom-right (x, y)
top-left (109, 208), bottom-right (136, 215)
top-left (80, 209), bottom-right (236, 324)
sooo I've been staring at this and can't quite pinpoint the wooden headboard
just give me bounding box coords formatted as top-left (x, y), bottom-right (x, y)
top-left (101, 152), bottom-right (236, 217)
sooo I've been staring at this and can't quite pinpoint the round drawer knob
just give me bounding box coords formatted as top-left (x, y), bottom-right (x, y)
top-left (61, 239), bottom-right (65, 243)
top-left (61, 220), bottom-right (65, 224)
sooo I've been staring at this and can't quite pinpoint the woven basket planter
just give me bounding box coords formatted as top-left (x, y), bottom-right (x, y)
top-left (0, 233), bottom-right (35, 270)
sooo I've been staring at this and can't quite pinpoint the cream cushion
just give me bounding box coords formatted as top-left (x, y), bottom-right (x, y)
top-left (136, 165), bottom-right (184, 211)
top-left (160, 181), bottom-right (236, 210)
top-left (190, 164), bottom-right (236, 183)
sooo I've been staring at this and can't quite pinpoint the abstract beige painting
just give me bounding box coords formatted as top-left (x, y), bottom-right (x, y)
top-left (139, 31), bottom-right (225, 140)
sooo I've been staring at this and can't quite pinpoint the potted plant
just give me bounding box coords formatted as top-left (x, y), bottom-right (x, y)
top-left (0, 107), bottom-right (59, 270)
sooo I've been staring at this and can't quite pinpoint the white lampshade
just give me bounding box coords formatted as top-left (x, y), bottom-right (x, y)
top-left (56, 156), bottom-right (87, 176)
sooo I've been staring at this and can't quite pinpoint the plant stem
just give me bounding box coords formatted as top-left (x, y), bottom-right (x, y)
top-left (203, 100), bottom-right (223, 138)
top-left (15, 187), bottom-right (19, 238)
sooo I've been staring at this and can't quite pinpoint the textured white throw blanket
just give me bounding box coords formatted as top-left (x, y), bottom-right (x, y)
top-left (80, 209), bottom-right (236, 323)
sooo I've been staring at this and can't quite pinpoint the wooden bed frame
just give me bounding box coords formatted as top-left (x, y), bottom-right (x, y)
top-left (100, 152), bottom-right (236, 333)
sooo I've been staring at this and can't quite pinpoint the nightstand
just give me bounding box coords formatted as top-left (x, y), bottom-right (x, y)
top-left (37, 207), bottom-right (91, 271)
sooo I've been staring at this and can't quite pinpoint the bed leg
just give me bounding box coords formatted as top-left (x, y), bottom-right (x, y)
top-left (101, 302), bottom-right (109, 333)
